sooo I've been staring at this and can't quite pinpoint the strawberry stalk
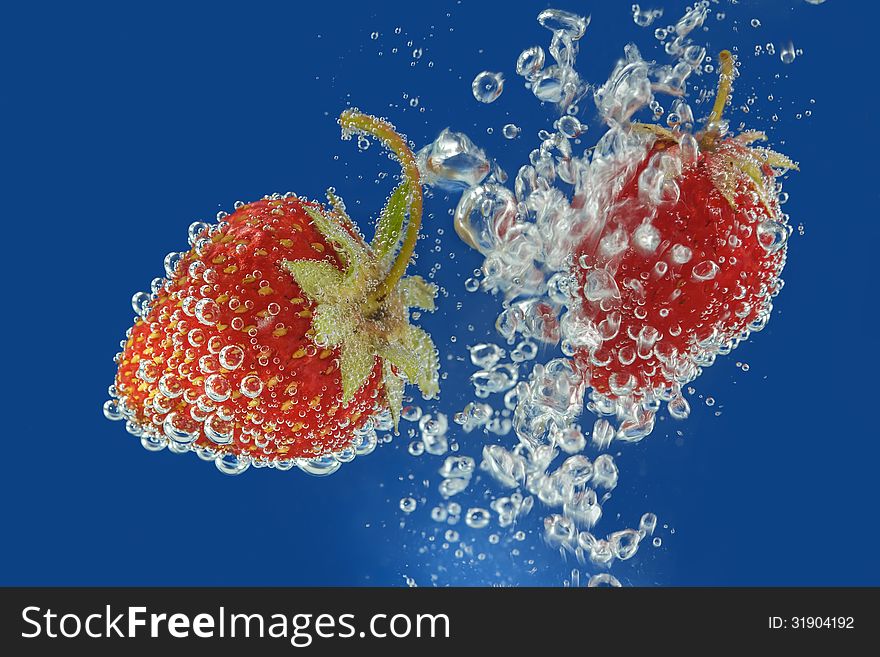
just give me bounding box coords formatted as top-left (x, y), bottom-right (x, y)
top-left (338, 109), bottom-right (423, 310)
top-left (700, 49), bottom-right (734, 149)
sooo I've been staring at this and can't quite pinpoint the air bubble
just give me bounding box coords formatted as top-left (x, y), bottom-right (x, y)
top-left (195, 298), bottom-right (220, 325)
top-left (205, 374), bottom-right (231, 402)
top-left (103, 400), bottom-right (123, 421)
top-left (537, 9), bottom-right (590, 40)
top-left (215, 453), bottom-right (250, 476)
top-left (587, 573), bottom-right (622, 587)
top-left (516, 46), bottom-right (545, 80)
top-left (163, 252), bottom-right (183, 278)
top-left (472, 71), bottom-right (505, 104)
top-left (670, 243), bottom-right (692, 264)
top-left (219, 345), bottom-right (245, 370)
top-left (691, 260), bottom-right (720, 282)
top-left (502, 123), bottom-right (521, 139)
top-left (239, 374), bottom-right (264, 399)
top-left (131, 291), bottom-right (150, 317)
top-left (465, 508), bottom-right (491, 529)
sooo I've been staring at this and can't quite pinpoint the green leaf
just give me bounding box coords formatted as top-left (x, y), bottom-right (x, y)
top-left (382, 362), bottom-right (404, 432)
top-left (283, 259), bottom-right (343, 302)
top-left (371, 182), bottom-right (410, 262)
top-left (398, 275), bottom-right (437, 311)
top-left (734, 130), bottom-right (767, 144)
top-left (311, 305), bottom-right (348, 347)
top-left (630, 123), bottom-right (679, 142)
top-left (339, 335), bottom-right (377, 404)
top-left (757, 148), bottom-right (800, 172)
top-left (303, 206), bottom-right (366, 276)
top-left (380, 325), bottom-right (440, 399)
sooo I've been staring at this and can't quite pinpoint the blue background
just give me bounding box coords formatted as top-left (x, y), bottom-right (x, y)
top-left (2, 0), bottom-right (877, 586)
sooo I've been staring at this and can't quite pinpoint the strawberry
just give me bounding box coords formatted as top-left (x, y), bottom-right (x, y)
top-left (105, 110), bottom-right (440, 475)
top-left (569, 51), bottom-right (797, 430)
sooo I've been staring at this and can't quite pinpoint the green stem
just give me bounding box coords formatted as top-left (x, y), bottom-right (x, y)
top-left (339, 109), bottom-right (423, 304)
top-left (701, 50), bottom-right (734, 148)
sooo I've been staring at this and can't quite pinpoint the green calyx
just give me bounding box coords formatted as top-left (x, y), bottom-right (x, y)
top-left (283, 110), bottom-right (439, 430)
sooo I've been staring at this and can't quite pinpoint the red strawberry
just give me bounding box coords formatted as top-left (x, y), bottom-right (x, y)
top-left (568, 51), bottom-right (797, 433)
top-left (104, 110), bottom-right (440, 475)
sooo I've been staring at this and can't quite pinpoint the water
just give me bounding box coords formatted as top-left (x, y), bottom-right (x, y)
top-left (104, 0), bottom-right (799, 575)
top-left (4, 0), bottom-right (877, 589)
top-left (374, 2), bottom-right (813, 586)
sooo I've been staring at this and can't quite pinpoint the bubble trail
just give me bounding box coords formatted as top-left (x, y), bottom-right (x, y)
top-left (412, 3), bottom-right (798, 582)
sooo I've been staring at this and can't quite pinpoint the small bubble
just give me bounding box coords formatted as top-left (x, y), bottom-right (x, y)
top-left (103, 400), bottom-right (123, 421)
top-left (502, 123), bottom-right (521, 139)
top-left (556, 115), bottom-right (583, 138)
top-left (472, 71), bottom-right (505, 103)
top-left (465, 508), bottom-right (491, 529)
top-left (240, 374), bottom-right (264, 398)
top-left (205, 374), bottom-right (231, 402)
top-left (515, 46), bottom-right (545, 79)
top-left (219, 345), bottom-right (244, 370)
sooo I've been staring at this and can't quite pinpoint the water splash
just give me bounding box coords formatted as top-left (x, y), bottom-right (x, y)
top-left (409, 2), bottom-right (795, 584)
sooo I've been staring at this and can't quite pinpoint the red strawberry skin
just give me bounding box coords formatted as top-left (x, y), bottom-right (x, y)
top-left (571, 141), bottom-right (786, 402)
top-left (114, 196), bottom-right (384, 462)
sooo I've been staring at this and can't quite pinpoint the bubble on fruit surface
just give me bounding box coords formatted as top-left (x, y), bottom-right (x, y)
top-left (163, 252), bottom-right (183, 278)
top-left (472, 71), bottom-right (504, 104)
top-left (757, 218), bottom-right (791, 253)
top-left (218, 345), bottom-right (245, 370)
top-left (103, 400), bottom-right (123, 421)
top-left (239, 374), bottom-right (263, 398)
top-left (131, 291), bottom-right (151, 318)
top-left (691, 260), bottom-right (720, 282)
top-left (215, 453), bottom-right (250, 476)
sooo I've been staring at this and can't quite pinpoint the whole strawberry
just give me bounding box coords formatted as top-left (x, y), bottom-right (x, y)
top-left (104, 110), bottom-right (440, 475)
top-left (569, 51), bottom-right (797, 435)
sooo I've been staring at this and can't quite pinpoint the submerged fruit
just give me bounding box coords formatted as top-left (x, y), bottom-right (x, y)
top-left (105, 110), bottom-right (440, 475)
top-left (569, 51), bottom-right (797, 424)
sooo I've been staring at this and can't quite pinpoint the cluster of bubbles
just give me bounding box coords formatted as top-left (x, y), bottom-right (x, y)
top-left (403, 3), bottom-right (798, 583)
top-left (632, 5), bottom-right (663, 28)
top-left (430, 2), bottom-right (793, 439)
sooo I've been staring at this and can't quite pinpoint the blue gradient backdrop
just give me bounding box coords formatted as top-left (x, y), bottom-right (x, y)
top-left (1, 0), bottom-right (877, 586)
